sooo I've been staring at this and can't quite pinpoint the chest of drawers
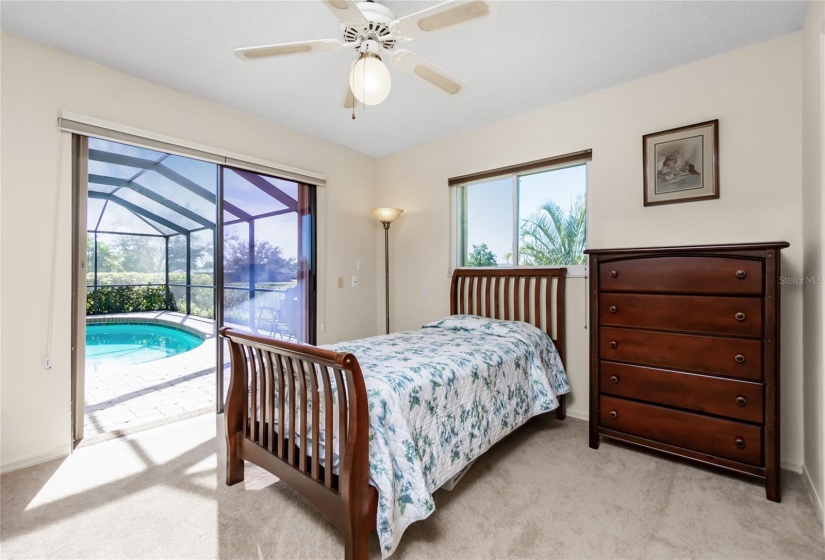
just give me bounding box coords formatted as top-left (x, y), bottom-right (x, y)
top-left (585, 242), bottom-right (789, 502)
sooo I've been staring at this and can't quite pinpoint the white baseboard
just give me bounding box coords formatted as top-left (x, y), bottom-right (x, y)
top-left (564, 408), bottom-right (587, 421)
top-left (803, 464), bottom-right (824, 526)
top-left (782, 460), bottom-right (804, 474)
top-left (0, 445), bottom-right (71, 475)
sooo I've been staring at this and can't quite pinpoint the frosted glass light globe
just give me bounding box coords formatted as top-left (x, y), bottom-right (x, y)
top-left (349, 53), bottom-right (392, 106)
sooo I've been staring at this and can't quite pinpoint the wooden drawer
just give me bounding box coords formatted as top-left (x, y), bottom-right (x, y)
top-left (600, 396), bottom-right (762, 465)
top-left (599, 256), bottom-right (763, 295)
top-left (600, 293), bottom-right (763, 338)
top-left (599, 362), bottom-right (764, 423)
top-left (600, 326), bottom-right (762, 381)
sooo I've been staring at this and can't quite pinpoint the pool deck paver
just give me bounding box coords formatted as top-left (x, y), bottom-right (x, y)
top-left (83, 312), bottom-right (221, 442)
top-left (83, 311), bottom-right (294, 443)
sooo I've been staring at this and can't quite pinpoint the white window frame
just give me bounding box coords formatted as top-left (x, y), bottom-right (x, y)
top-left (450, 159), bottom-right (590, 278)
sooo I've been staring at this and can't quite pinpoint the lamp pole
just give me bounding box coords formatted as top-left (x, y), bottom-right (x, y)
top-left (382, 221), bottom-right (391, 334)
top-left (370, 207), bottom-right (403, 335)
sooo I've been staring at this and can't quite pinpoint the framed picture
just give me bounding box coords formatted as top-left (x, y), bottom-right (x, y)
top-left (643, 119), bottom-right (719, 206)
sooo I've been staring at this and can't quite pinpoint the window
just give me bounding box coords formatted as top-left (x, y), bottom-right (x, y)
top-left (452, 151), bottom-right (590, 275)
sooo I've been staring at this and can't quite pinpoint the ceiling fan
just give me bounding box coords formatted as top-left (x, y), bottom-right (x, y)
top-left (234, 0), bottom-right (496, 109)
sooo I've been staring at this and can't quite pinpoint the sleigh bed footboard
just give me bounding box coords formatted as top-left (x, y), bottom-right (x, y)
top-left (221, 327), bottom-right (376, 559)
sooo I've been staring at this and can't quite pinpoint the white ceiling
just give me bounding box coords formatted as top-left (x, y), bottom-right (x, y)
top-left (0, 1), bottom-right (809, 157)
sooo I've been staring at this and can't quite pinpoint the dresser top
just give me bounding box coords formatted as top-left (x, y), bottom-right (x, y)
top-left (584, 242), bottom-right (789, 255)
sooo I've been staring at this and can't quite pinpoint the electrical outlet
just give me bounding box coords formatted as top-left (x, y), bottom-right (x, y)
top-left (337, 276), bottom-right (344, 289)
top-left (422, 288), bottom-right (429, 300)
top-left (321, 324), bottom-right (326, 332)
top-left (351, 276), bottom-right (358, 287)
top-left (357, 260), bottom-right (364, 270)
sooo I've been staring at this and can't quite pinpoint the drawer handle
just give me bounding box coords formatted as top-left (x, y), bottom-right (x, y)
top-left (609, 306), bottom-right (618, 313)
top-left (735, 269), bottom-right (747, 279)
top-left (735, 395), bottom-right (747, 407)
top-left (609, 270), bottom-right (619, 278)
top-left (735, 312), bottom-right (746, 321)
top-left (609, 341), bottom-right (618, 349)
top-left (610, 375), bottom-right (619, 384)
top-left (735, 354), bottom-right (746, 364)
top-left (609, 411), bottom-right (618, 420)
top-left (735, 437), bottom-right (746, 449)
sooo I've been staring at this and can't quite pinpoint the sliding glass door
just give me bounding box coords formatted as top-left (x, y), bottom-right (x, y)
top-left (216, 167), bottom-right (316, 406)
top-left (73, 134), bottom-right (318, 441)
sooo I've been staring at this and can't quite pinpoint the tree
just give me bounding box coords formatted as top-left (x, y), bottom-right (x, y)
top-left (519, 195), bottom-right (586, 266)
top-left (223, 236), bottom-right (296, 282)
top-left (112, 235), bottom-right (165, 273)
top-left (467, 243), bottom-right (498, 267)
top-left (87, 235), bottom-right (124, 273)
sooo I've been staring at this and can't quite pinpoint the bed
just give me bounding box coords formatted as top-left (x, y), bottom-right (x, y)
top-left (221, 267), bottom-right (569, 559)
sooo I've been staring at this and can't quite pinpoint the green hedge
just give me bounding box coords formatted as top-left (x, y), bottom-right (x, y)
top-left (87, 271), bottom-right (214, 286)
top-left (87, 285), bottom-right (177, 315)
top-left (86, 275), bottom-right (294, 322)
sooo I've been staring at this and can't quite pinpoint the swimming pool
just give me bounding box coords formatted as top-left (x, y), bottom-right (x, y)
top-left (86, 323), bottom-right (205, 367)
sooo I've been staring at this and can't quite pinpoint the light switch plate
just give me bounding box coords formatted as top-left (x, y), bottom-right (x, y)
top-left (357, 260), bottom-right (364, 270)
top-left (337, 276), bottom-right (344, 289)
top-left (351, 276), bottom-right (358, 287)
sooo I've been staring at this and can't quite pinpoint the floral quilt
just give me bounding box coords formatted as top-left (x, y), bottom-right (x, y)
top-left (323, 314), bottom-right (570, 557)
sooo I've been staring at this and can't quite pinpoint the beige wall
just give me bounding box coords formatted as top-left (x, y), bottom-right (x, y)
top-left (0, 33), bottom-right (378, 470)
top-left (802, 0), bottom-right (825, 524)
top-left (376, 34), bottom-right (805, 468)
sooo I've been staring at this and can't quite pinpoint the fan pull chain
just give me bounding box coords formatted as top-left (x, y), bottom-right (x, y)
top-left (362, 45), bottom-right (368, 112)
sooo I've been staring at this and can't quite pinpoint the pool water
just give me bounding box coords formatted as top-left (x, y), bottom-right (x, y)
top-left (86, 323), bottom-right (205, 367)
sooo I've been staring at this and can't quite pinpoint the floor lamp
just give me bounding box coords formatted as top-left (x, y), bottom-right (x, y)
top-left (370, 207), bottom-right (404, 334)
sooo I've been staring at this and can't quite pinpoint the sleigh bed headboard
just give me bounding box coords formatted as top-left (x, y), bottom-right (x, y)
top-left (450, 267), bottom-right (567, 365)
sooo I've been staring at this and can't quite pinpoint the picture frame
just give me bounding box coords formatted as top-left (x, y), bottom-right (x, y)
top-left (643, 119), bottom-right (719, 206)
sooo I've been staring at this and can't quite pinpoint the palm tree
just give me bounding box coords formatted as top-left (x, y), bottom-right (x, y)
top-left (519, 195), bottom-right (586, 265)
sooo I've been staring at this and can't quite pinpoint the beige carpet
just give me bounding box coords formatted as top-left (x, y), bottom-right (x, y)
top-left (1, 414), bottom-right (823, 559)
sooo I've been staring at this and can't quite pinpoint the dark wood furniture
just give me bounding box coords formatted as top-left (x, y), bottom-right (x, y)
top-left (585, 243), bottom-right (788, 502)
top-left (221, 267), bottom-right (567, 559)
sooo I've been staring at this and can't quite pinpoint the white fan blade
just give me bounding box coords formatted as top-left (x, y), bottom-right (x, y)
top-left (322, 0), bottom-right (368, 27)
top-left (235, 39), bottom-right (344, 60)
top-left (392, 50), bottom-right (464, 96)
top-left (391, 0), bottom-right (495, 39)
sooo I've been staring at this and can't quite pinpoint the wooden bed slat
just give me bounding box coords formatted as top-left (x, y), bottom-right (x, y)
top-left (255, 348), bottom-right (266, 447)
top-left (276, 354), bottom-right (286, 459)
top-left (492, 276), bottom-right (499, 318)
top-left (264, 352), bottom-right (275, 453)
top-left (321, 365), bottom-right (334, 488)
top-left (334, 367), bottom-right (347, 480)
top-left (298, 359), bottom-right (309, 474)
top-left (522, 277), bottom-right (528, 322)
top-left (307, 361), bottom-right (321, 480)
top-left (285, 355), bottom-right (296, 467)
top-left (474, 276), bottom-right (481, 315)
top-left (241, 345), bottom-right (250, 438)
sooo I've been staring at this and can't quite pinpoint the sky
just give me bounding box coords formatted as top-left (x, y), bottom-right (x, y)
top-left (465, 164), bottom-right (587, 264)
top-left (89, 138), bottom-right (302, 263)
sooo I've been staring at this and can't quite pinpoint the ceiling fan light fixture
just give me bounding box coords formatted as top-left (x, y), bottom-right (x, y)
top-left (349, 52), bottom-right (392, 106)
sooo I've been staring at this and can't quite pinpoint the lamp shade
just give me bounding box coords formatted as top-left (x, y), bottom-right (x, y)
top-left (370, 207), bottom-right (404, 223)
top-left (349, 53), bottom-right (392, 106)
